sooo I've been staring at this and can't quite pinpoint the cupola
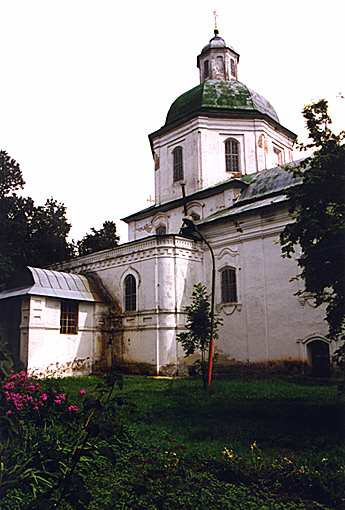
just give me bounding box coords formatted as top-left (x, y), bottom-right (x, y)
top-left (197, 28), bottom-right (240, 82)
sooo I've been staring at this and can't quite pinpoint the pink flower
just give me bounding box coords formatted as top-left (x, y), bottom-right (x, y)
top-left (3, 382), bottom-right (15, 390)
top-left (67, 405), bottom-right (79, 412)
top-left (54, 399), bottom-right (62, 405)
top-left (6, 410), bottom-right (13, 416)
top-left (79, 389), bottom-right (86, 396)
top-left (41, 393), bottom-right (48, 402)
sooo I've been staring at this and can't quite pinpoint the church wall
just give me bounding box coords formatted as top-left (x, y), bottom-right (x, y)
top-left (22, 296), bottom-right (97, 376)
top-left (56, 236), bottom-right (204, 374)
top-left (128, 187), bottom-right (240, 241)
top-left (200, 206), bottom-right (330, 366)
top-left (151, 117), bottom-right (294, 209)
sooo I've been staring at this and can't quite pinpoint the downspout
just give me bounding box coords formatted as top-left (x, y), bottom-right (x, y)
top-left (173, 238), bottom-right (179, 372)
top-left (155, 249), bottom-right (160, 375)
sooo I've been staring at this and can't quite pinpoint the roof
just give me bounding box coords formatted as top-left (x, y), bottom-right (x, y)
top-left (236, 162), bottom-right (303, 205)
top-left (0, 267), bottom-right (102, 302)
top-left (199, 163), bottom-right (303, 225)
top-left (165, 79), bottom-right (279, 127)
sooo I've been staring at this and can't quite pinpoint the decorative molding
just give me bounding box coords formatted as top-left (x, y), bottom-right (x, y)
top-left (216, 302), bottom-right (242, 315)
top-left (299, 334), bottom-right (331, 345)
top-left (216, 247), bottom-right (238, 260)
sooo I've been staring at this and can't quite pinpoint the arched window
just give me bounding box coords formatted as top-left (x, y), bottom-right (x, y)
top-left (173, 146), bottom-right (184, 182)
top-left (204, 60), bottom-right (209, 79)
top-left (156, 225), bottom-right (166, 236)
top-left (307, 340), bottom-right (330, 378)
top-left (221, 267), bottom-right (237, 303)
top-left (225, 138), bottom-right (240, 173)
top-left (124, 274), bottom-right (136, 312)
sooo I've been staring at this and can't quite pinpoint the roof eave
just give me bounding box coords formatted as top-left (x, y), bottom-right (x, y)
top-left (149, 109), bottom-right (297, 143)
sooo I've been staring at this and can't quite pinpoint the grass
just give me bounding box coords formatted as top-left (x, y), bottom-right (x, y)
top-left (58, 375), bottom-right (345, 509)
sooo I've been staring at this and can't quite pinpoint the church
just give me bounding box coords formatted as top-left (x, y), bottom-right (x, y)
top-left (0, 27), bottom-right (332, 377)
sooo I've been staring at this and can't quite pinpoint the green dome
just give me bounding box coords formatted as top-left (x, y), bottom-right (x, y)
top-left (165, 80), bottom-right (279, 126)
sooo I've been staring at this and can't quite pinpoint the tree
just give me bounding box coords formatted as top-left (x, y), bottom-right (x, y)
top-left (0, 150), bottom-right (25, 198)
top-left (177, 283), bottom-right (222, 387)
top-left (0, 151), bottom-right (74, 285)
top-left (77, 221), bottom-right (119, 256)
top-left (280, 99), bottom-right (345, 362)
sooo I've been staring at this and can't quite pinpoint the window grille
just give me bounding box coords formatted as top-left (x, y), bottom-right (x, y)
top-left (225, 138), bottom-right (240, 172)
top-left (221, 268), bottom-right (237, 303)
top-left (173, 146), bottom-right (184, 182)
top-left (60, 300), bottom-right (78, 334)
top-left (124, 274), bottom-right (136, 312)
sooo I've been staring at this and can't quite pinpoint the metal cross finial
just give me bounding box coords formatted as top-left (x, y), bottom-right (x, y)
top-left (213, 10), bottom-right (218, 31)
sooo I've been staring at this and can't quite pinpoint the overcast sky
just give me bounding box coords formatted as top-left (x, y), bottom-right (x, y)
top-left (0, 0), bottom-right (344, 242)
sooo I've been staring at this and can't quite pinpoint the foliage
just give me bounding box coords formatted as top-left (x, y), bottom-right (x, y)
top-left (280, 100), bottom-right (345, 351)
top-left (177, 283), bottom-right (222, 385)
top-left (77, 220), bottom-right (119, 256)
top-left (0, 151), bottom-right (75, 285)
top-left (0, 150), bottom-right (25, 198)
top-left (0, 368), bottom-right (124, 509)
top-left (58, 375), bottom-right (343, 509)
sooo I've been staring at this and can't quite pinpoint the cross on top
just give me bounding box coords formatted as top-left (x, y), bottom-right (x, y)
top-left (213, 10), bottom-right (218, 31)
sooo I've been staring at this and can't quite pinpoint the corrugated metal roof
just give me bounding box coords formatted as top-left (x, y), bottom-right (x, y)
top-left (0, 267), bottom-right (101, 302)
top-left (200, 195), bottom-right (287, 225)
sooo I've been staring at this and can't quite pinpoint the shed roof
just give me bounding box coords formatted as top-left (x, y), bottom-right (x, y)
top-left (0, 267), bottom-right (101, 302)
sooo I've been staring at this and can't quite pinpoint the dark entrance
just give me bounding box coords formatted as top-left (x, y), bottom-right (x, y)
top-left (308, 340), bottom-right (330, 378)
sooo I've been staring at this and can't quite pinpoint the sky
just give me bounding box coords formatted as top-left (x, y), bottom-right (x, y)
top-left (0, 0), bottom-right (344, 243)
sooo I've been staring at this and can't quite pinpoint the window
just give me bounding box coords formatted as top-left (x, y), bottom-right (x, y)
top-left (156, 225), bottom-right (166, 235)
top-left (230, 59), bottom-right (237, 78)
top-left (124, 274), bottom-right (136, 312)
top-left (273, 146), bottom-right (283, 166)
top-left (60, 300), bottom-right (78, 334)
top-left (221, 268), bottom-right (237, 303)
top-left (173, 146), bottom-right (184, 182)
top-left (225, 138), bottom-right (240, 172)
top-left (204, 60), bottom-right (209, 79)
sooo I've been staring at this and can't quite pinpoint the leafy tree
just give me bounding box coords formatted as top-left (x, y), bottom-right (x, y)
top-left (177, 282), bottom-right (222, 387)
top-left (280, 99), bottom-right (345, 362)
top-left (0, 151), bottom-right (74, 285)
top-left (77, 220), bottom-right (119, 256)
top-left (0, 150), bottom-right (25, 198)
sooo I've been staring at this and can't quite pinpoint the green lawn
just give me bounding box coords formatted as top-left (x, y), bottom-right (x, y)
top-left (58, 375), bottom-right (345, 509)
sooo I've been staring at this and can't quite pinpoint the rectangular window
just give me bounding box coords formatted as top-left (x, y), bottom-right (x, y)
top-left (60, 300), bottom-right (78, 334)
top-left (221, 268), bottom-right (237, 303)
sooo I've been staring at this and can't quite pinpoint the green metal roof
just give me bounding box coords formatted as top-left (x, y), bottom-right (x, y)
top-left (165, 79), bottom-right (279, 126)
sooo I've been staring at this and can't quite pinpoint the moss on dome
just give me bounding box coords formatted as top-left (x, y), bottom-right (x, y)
top-left (165, 80), bottom-right (279, 126)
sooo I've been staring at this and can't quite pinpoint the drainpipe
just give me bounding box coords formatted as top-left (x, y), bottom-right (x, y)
top-left (155, 249), bottom-right (160, 375)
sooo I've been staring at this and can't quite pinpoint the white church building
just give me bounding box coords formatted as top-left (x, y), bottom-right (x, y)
top-left (0, 28), bottom-right (332, 377)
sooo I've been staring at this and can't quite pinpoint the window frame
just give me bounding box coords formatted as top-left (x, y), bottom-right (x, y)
top-left (124, 274), bottom-right (137, 312)
top-left (60, 300), bottom-right (79, 335)
top-left (220, 267), bottom-right (238, 304)
top-left (172, 146), bottom-right (184, 182)
top-left (224, 138), bottom-right (240, 173)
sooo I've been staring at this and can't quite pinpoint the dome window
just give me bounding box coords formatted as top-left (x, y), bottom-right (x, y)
top-left (230, 59), bottom-right (237, 78)
top-left (203, 60), bottom-right (210, 79)
top-left (173, 146), bottom-right (184, 182)
top-left (225, 138), bottom-right (240, 173)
